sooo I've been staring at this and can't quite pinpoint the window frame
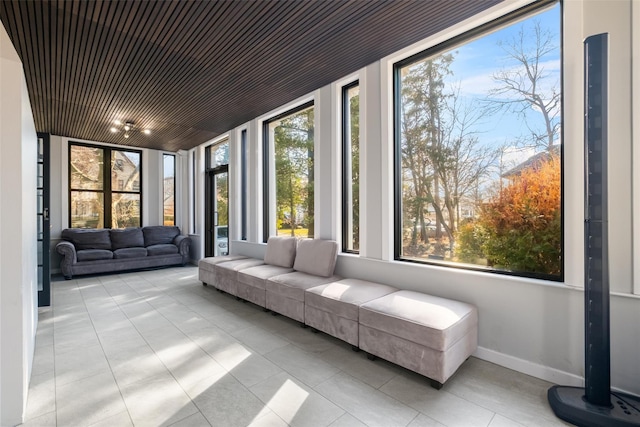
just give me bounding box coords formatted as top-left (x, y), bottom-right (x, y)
top-left (240, 129), bottom-right (248, 241)
top-left (163, 153), bottom-right (176, 226)
top-left (68, 141), bottom-right (143, 229)
top-left (341, 80), bottom-right (360, 254)
top-left (392, 0), bottom-right (563, 282)
top-left (262, 100), bottom-right (315, 243)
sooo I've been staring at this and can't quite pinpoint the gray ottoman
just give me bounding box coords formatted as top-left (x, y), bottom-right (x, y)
top-left (213, 258), bottom-right (264, 295)
top-left (305, 279), bottom-right (397, 347)
top-left (359, 290), bottom-right (478, 389)
top-left (198, 255), bottom-right (248, 286)
top-left (237, 264), bottom-right (294, 307)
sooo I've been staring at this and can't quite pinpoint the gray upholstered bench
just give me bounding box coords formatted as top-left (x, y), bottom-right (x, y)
top-left (198, 255), bottom-right (248, 287)
top-left (212, 258), bottom-right (264, 295)
top-left (359, 290), bottom-right (478, 389)
top-left (236, 236), bottom-right (297, 307)
top-left (305, 279), bottom-right (397, 348)
top-left (265, 239), bottom-right (341, 323)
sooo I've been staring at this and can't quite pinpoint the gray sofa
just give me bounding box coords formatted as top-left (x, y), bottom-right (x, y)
top-left (56, 226), bottom-right (191, 279)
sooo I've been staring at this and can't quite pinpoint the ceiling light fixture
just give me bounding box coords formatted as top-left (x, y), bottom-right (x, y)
top-left (110, 120), bottom-right (151, 139)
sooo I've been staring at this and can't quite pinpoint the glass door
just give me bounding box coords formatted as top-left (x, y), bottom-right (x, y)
top-left (205, 166), bottom-right (229, 257)
top-left (37, 133), bottom-right (50, 306)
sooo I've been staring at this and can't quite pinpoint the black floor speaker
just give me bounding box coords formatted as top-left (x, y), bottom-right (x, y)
top-left (547, 33), bottom-right (640, 427)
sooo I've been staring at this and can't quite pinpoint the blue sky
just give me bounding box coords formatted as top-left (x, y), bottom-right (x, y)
top-left (434, 3), bottom-right (561, 168)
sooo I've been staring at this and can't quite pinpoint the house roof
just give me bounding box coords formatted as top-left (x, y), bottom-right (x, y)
top-left (0, 0), bottom-right (503, 152)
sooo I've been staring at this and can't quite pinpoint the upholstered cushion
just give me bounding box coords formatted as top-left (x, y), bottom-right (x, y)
top-left (264, 236), bottom-right (297, 268)
top-left (113, 247), bottom-right (148, 259)
top-left (110, 228), bottom-right (144, 250)
top-left (142, 226), bottom-right (180, 246)
top-left (62, 228), bottom-right (112, 250)
top-left (76, 249), bottom-right (114, 262)
top-left (266, 271), bottom-right (341, 302)
top-left (359, 290), bottom-right (478, 352)
top-left (213, 258), bottom-right (264, 274)
top-left (305, 279), bottom-right (398, 322)
top-left (146, 244), bottom-right (179, 256)
top-left (198, 255), bottom-right (248, 273)
top-left (292, 239), bottom-right (338, 277)
top-left (237, 264), bottom-right (295, 290)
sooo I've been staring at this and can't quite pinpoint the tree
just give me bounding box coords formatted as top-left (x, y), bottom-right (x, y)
top-left (475, 154), bottom-right (561, 275)
top-left (274, 107), bottom-right (314, 237)
top-left (489, 19), bottom-right (561, 152)
top-left (400, 56), bottom-right (497, 257)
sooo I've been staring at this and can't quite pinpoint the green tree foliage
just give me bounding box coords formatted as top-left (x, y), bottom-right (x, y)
top-left (274, 107), bottom-right (314, 237)
top-left (348, 91), bottom-right (360, 250)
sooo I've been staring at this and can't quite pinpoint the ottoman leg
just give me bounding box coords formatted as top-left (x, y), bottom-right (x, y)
top-left (366, 353), bottom-right (376, 361)
top-left (351, 345), bottom-right (360, 352)
top-left (429, 379), bottom-right (443, 390)
top-left (202, 282), bottom-right (208, 286)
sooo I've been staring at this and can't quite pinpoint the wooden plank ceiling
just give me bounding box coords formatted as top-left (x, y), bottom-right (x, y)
top-left (0, 0), bottom-right (503, 152)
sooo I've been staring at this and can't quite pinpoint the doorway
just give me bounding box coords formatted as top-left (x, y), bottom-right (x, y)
top-left (205, 166), bottom-right (229, 258)
top-left (37, 133), bottom-right (50, 306)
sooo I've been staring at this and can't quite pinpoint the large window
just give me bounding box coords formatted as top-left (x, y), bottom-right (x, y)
top-left (240, 129), bottom-right (247, 240)
top-left (342, 82), bottom-right (360, 252)
top-left (263, 102), bottom-right (314, 241)
top-left (70, 143), bottom-right (142, 229)
top-left (163, 154), bottom-right (175, 226)
top-left (394, 2), bottom-right (562, 280)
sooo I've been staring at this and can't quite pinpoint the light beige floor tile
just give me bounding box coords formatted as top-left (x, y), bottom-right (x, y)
top-left (232, 326), bottom-right (290, 355)
top-left (212, 342), bottom-right (283, 387)
top-left (168, 411), bottom-right (211, 427)
top-left (247, 410), bottom-right (289, 427)
top-left (328, 413), bottom-right (368, 427)
top-left (185, 373), bottom-right (270, 427)
top-left (316, 373), bottom-right (418, 427)
top-left (265, 344), bottom-right (340, 387)
top-left (120, 373), bottom-right (199, 427)
top-left (320, 344), bottom-right (401, 389)
top-left (251, 371), bottom-right (344, 427)
top-left (31, 343), bottom-right (55, 376)
top-left (407, 413), bottom-right (447, 427)
top-left (444, 358), bottom-right (569, 427)
top-left (18, 410), bottom-right (56, 427)
top-left (56, 371), bottom-right (128, 426)
top-left (88, 410), bottom-right (134, 427)
top-left (272, 324), bottom-right (342, 354)
top-left (209, 310), bottom-right (265, 334)
top-left (184, 325), bottom-right (238, 355)
top-left (488, 414), bottom-right (527, 427)
top-left (128, 310), bottom-right (175, 334)
top-left (379, 374), bottom-right (495, 427)
top-left (54, 343), bottom-right (111, 386)
top-left (23, 371), bottom-right (56, 421)
top-left (109, 342), bottom-right (170, 387)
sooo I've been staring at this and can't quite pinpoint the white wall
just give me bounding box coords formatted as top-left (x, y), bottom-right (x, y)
top-left (219, 0), bottom-right (640, 396)
top-left (0, 21), bottom-right (38, 426)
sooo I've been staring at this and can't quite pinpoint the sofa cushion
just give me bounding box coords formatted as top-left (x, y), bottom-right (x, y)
top-left (113, 247), bottom-right (148, 259)
top-left (292, 239), bottom-right (338, 277)
top-left (237, 264), bottom-right (295, 290)
top-left (143, 226), bottom-right (180, 247)
top-left (146, 244), bottom-right (179, 256)
top-left (62, 228), bottom-right (112, 250)
top-left (76, 249), bottom-right (114, 262)
top-left (110, 228), bottom-right (144, 250)
top-left (266, 271), bottom-right (341, 302)
top-left (264, 236), bottom-right (297, 268)
top-left (305, 279), bottom-right (398, 322)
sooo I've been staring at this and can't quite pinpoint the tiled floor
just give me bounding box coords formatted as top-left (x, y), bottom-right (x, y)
top-left (22, 266), bottom-right (571, 427)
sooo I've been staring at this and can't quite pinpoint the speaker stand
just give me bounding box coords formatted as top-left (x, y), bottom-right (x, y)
top-left (548, 386), bottom-right (640, 427)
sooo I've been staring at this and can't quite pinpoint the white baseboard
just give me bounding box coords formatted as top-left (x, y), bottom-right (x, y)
top-left (473, 346), bottom-right (584, 387)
